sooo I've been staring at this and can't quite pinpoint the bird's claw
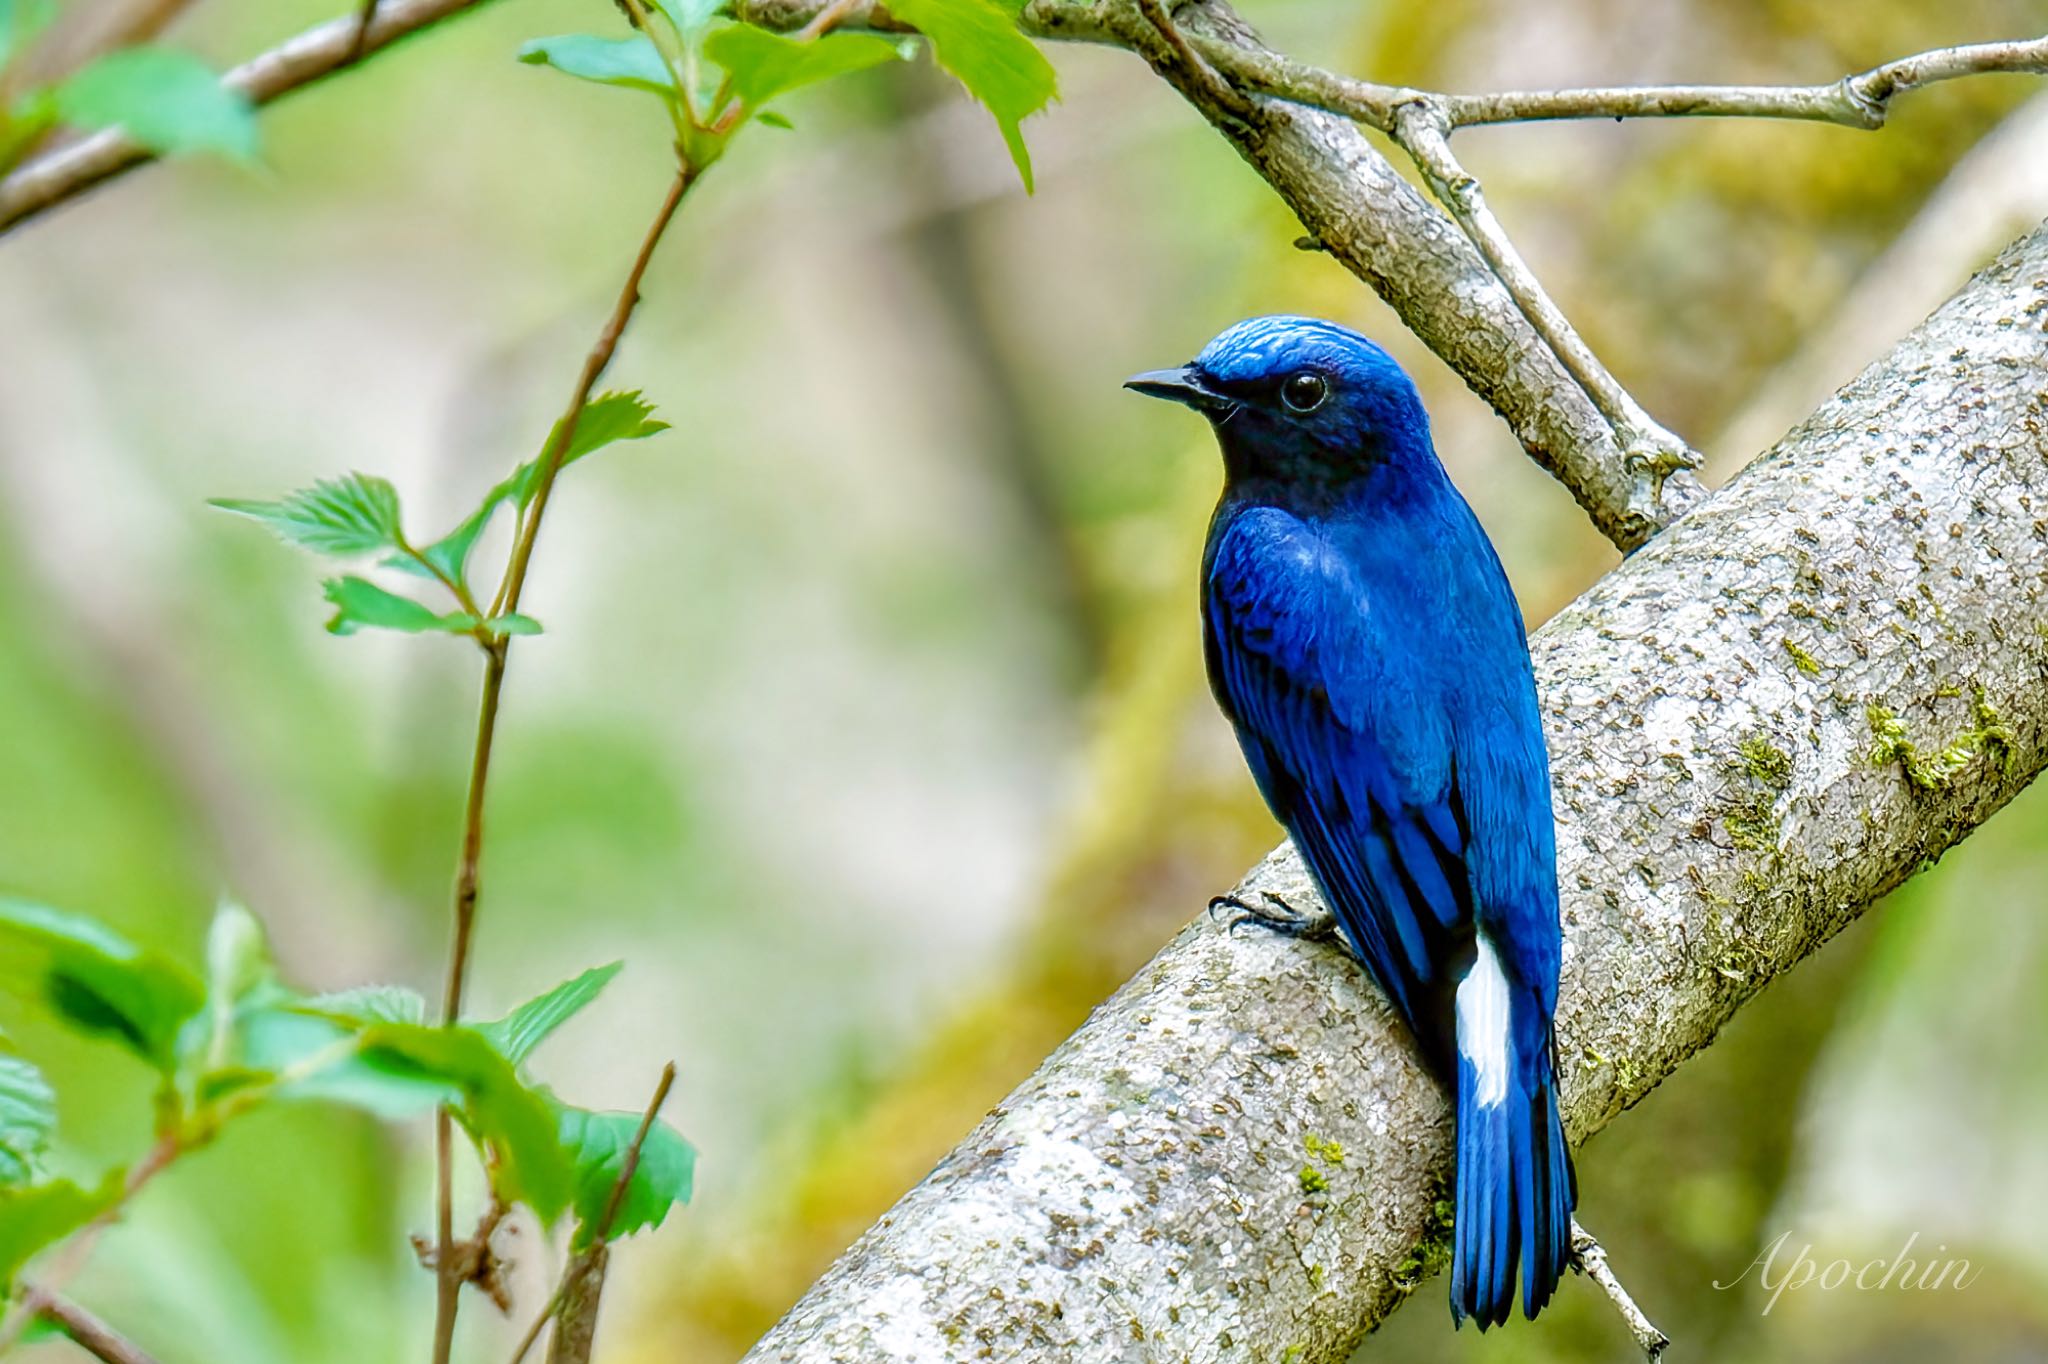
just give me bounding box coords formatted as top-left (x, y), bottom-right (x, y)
top-left (1209, 890), bottom-right (1339, 944)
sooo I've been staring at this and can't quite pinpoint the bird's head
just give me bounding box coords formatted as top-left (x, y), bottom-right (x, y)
top-left (1126, 315), bottom-right (1433, 491)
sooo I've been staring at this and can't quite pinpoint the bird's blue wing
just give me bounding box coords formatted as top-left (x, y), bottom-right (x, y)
top-left (1204, 506), bottom-right (1474, 1050)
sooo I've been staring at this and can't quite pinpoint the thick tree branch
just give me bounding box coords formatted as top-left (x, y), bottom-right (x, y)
top-left (0, 0), bottom-right (501, 233)
top-left (734, 219), bottom-right (2048, 1362)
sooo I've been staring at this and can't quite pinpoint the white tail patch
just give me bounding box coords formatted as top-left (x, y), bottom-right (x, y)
top-left (1455, 933), bottom-right (1511, 1109)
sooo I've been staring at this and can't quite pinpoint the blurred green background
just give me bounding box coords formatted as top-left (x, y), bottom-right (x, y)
top-left (4, 0), bottom-right (2048, 1359)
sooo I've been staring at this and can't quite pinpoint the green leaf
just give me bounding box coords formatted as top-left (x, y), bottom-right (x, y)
top-left (554, 1101), bottom-right (694, 1247)
top-left (651, 0), bottom-right (724, 43)
top-left (298, 985), bottom-right (428, 1027)
top-left (518, 34), bottom-right (674, 95)
top-left (510, 391), bottom-right (670, 508)
top-left (0, 902), bottom-right (203, 1070)
top-left (321, 576), bottom-right (477, 637)
top-left (0, 1173), bottom-right (122, 1291)
top-left (0, 1054), bottom-right (56, 1187)
top-left (403, 499), bottom-right (500, 588)
top-left (480, 962), bottom-right (622, 1066)
top-left (885, 0), bottom-right (1054, 191)
top-left (357, 1024), bottom-right (573, 1223)
top-left (387, 391), bottom-right (667, 589)
top-left (756, 109), bottom-right (795, 130)
top-left (236, 1006), bottom-right (446, 1119)
top-left (703, 26), bottom-right (905, 111)
top-left (204, 903), bottom-right (273, 1011)
top-left (210, 472), bottom-right (404, 557)
top-left (55, 46), bottom-right (258, 163)
top-left (182, 902), bottom-right (278, 1077)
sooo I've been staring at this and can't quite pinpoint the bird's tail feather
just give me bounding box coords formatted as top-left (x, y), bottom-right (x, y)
top-left (1448, 1001), bottom-right (1575, 1327)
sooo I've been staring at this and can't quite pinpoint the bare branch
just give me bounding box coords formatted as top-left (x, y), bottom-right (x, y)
top-left (1570, 1220), bottom-right (1669, 1362)
top-left (733, 218), bottom-right (2048, 1363)
top-left (14, 1290), bottom-right (164, 1364)
top-left (1441, 34), bottom-right (2048, 128)
top-left (1388, 96), bottom-right (1702, 504)
top-left (0, 0), bottom-right (504, 234)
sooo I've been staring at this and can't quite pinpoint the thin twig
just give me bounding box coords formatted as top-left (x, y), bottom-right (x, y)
top-left (1179, 28), bottom-right (2048, 134)
top-left (1441, 34), bottom-right (2048, 129)
top-left (1389, 96), bottom-right (1701, 511)
top-left (427, 167), bottom-right (697, 1364)
top-left (495, 167), bottom-right (694, 618)
top-left (0, 0), bottom-right (503, 233)
top-left (506, 1064), bottom-right (678, 1364)
top-left (15, 1290), bottom-right (164, 1364)
top-left (1570, 1218), bottom-right (1668, 1361)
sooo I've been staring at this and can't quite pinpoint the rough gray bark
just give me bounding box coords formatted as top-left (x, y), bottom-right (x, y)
top-left (737, 222), bottom-right (2048, 1362)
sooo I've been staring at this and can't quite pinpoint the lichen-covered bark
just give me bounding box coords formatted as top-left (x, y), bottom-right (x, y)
top-left (735, 224), bottom-right (2048, 1363)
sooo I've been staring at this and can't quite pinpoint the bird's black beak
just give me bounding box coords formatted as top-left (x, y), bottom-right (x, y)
top-left (1124, 366), bottom-right (1233, 414)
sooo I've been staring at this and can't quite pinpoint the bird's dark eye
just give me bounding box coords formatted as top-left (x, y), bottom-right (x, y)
top-left (1280, 371), bottom-right (1328, 413)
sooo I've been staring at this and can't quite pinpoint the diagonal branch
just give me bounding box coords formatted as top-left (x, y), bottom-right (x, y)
top-left (1387, 95), bottom-right (1702, 501)
top-left (732, 207), bottom-right (2048, 1364)
top-left (0, 0), bottom-right (504, 233)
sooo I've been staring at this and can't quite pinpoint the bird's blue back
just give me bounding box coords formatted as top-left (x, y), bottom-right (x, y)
top-left (1142, 316), bottom-right (1574, 1327)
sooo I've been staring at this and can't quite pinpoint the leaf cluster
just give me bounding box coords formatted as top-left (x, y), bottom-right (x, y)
top-left (518, 0), bottom-right (1056, 187)
top-left (0, 903), bottom-right (693, 1291)
top-left (210, 391), bottom-right (667, 641)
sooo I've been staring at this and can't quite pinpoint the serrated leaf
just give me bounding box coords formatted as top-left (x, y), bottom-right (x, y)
top-left (387, 391), bottom-right (667, 590)
top-left (236, 1006), bottom-right (448, 1119)
top-left (357, 1024), bottom-right (573, 1223)
top-left (480, 962), bottom-right (622, 1066)
top-left (0, 1173), bottom-right (123, 1291)
top-left (518, 34), bottom-right (674, 95)
top-left (554, 1101), bottom-right (694, 1247)
top-left (322, 576), bottom-right (477, 637)
top-left (56, 46), bottom-right (258, 163)
top-left (885, 0), bottom-right (1054, 191)
top-left (0, 901), bottom-right (203, 1071)
top-left (298, 985), bottom-right (428, 1027)
top-left (510, 391), bottom-right (670, 508)
top-left (703, 26), bottom-right (904, 111)
top-left (210, 472), bottom-right (404, 557)
top-left (0, 1055), bottom-right (55, 1187)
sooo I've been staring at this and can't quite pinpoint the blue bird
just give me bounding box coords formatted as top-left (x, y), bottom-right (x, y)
top-left (1127, 316), bottom-right (1575, 1327)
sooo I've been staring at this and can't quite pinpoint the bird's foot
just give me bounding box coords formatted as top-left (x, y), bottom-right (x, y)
top-left (1209, 890), bottom-right (1340, 944)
